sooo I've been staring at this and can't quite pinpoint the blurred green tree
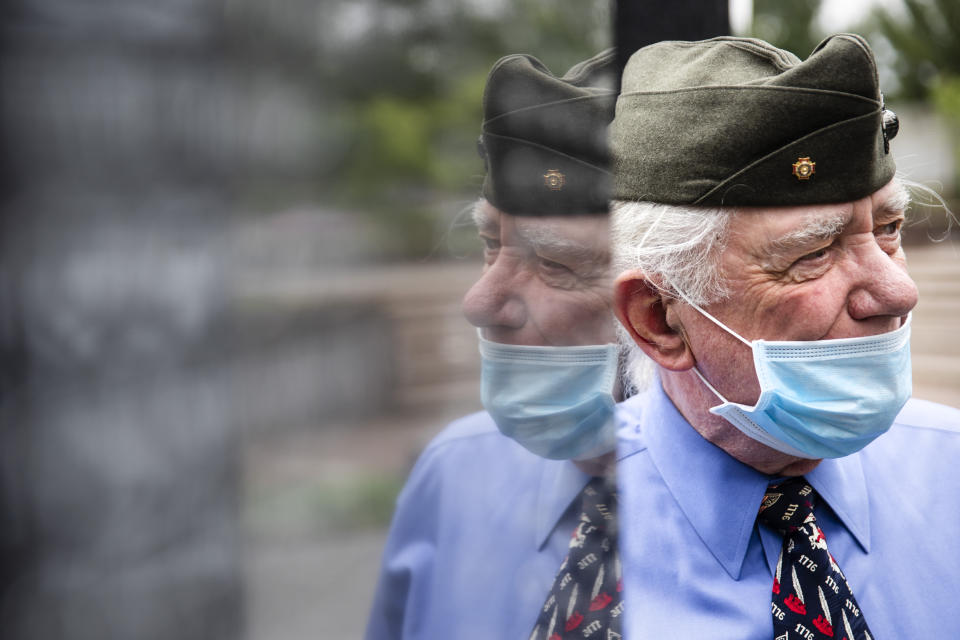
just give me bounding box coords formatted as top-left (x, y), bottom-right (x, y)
top-left (869, 0), bottom-right (960, 197)
top-left (872, 0), bottom-right (960, 101)
top-left (322, 0), bottom-right (611, 258)
top-left (217, 0), bottom-right (611, 259)
top-left (751, 0), bottom-right (824, 58)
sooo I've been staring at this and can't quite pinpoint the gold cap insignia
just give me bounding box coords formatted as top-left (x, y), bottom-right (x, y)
top-left (792, 157), bottom-right (816, 181)
top-left (543, 169), bottom-right (565, 191)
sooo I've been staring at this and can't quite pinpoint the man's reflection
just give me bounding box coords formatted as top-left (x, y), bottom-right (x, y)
top-left (366, 49), bottom-right (620, 639)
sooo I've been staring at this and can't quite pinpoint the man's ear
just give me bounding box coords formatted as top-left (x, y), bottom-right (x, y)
top-left (614, 270), bottom-right (695, 371)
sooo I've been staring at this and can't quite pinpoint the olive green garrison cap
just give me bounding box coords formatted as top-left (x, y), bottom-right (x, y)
top-left (479, 49), bottom-right (617, 216)
top-left (611, 34), bottom-right (901, 206)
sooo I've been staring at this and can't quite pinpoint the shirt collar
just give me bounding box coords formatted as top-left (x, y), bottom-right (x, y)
top-left (806, 452), bottom-right (870, 553)
top-left (633, 381), bottom-right (870, 579)
top-left (535, 459), bottom-right (591, 550)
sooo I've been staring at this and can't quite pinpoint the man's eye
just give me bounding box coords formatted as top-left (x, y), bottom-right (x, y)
top-left (876, 220), bottom-right (902, 236)
top-left (481, 236), bottom-right (501, 251)
top-left (798, 247), bottom-right (829, 262)
top-left (538, 257), bottom-right (570, 272)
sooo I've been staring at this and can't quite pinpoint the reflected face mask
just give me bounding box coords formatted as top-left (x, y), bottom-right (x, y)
top-left (679, 294), bottom-right (912, 460)
top-left (478, 333), bottom-right (618, 461)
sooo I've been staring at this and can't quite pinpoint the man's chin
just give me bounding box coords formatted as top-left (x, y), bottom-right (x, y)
top-left (572, 451), bottom-right (616, 476)
top-left (762, 456), bottom-right (823, 477)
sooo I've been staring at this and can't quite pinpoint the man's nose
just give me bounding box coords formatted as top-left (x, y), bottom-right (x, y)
top-left (847, 245), bottom-right (919, 321)
top-left (461, 256), bottom-right (527, 330)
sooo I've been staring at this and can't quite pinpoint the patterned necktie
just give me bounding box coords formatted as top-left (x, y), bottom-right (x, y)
top-left (529, 476), bottom-right (622, 640)
top-left (758, 478), bottom-right (873, 640)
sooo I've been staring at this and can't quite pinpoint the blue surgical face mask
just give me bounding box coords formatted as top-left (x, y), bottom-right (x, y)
top-left (677, 293), bottom-right (912, 460)
top-left (478, 333), bottom-right (618, 460)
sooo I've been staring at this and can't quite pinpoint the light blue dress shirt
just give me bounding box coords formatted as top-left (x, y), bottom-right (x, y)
top-left (365, 411), bottom-right (592, 640)
top-left (617, 381), bottom-right (960, 639)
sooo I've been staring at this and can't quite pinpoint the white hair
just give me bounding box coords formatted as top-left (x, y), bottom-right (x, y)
top-left (896, 174), bottom-right (957, 241)
top-left (610, 200), bottom-right (733, 394)
top-left (611, 201), bottom-right (733, 305)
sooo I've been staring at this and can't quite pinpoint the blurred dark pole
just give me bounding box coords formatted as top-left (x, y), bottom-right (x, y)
top-left (0, 3), bottom-right (241, 639)
top-left (614, 0), bottom-right (731, 89)
top-left (0, 53), bottom-right (31, 640)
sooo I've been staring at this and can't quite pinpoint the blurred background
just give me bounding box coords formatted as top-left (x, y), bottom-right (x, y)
top-left (0, 1), bottom-right (956, 638)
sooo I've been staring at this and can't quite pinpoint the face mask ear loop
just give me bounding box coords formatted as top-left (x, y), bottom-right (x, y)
top-left (671, 287), bottom-right (753, 348)
top-left (690, 366), bottom-right (730, 404)
top-left (670, 287), bottom-right (747, 406)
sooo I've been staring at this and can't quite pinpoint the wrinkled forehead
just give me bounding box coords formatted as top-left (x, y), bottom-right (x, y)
top-left (514, 215), bottom-right (610, 254)
top-left (476, 201), bottom-right (610, 257)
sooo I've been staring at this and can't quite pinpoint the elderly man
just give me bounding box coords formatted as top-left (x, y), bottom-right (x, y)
top-left (609, 34), bottom-right (960, 638)
top-left (366, 50), bottom-right (623, 639)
